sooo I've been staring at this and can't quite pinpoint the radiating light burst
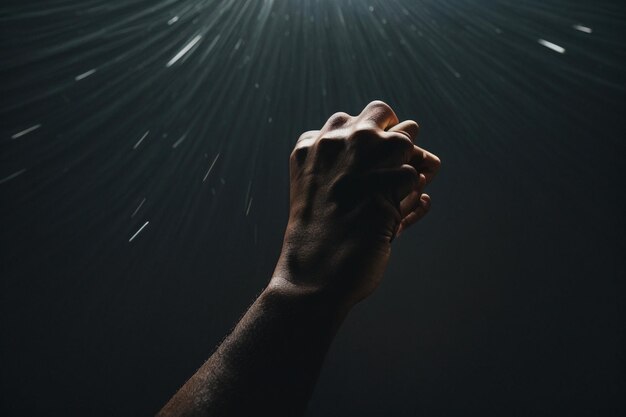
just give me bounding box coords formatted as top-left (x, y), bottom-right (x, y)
top-left (0, 2), bottom-right (625, 414)
top-left (0, 0), bottom-right (623, 271)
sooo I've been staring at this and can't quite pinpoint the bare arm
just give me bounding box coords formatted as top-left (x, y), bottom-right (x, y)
top-left (158, 101), bottom-right (441, 417)
top-left (157, 282), bottom-right (348, 416)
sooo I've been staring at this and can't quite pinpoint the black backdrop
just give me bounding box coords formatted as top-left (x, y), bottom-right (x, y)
top-left (1, 0), bottom-right (624, 415)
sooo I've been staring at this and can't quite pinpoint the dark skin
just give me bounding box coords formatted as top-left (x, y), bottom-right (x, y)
top-left (158, 101), bottom-right (441, 417)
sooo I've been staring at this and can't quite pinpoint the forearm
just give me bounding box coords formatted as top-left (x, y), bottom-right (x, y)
top-left (158, 278), bottom-right (349, 417)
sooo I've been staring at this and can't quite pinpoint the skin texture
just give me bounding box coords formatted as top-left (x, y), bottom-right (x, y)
top-left (157, 101), bottom-right (441, 417)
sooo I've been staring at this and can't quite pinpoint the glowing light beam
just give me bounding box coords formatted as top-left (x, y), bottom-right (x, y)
top-left (538, 39), bottom-right (565, 53)
top-left (166, 35), bottom-right (202, 67)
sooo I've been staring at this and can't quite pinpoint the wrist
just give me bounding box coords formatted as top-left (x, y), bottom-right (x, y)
top-left (264, 275), bottom-right (353, 323)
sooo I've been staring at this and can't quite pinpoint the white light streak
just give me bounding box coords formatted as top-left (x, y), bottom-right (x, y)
top-left (129, 221), bottom-right (149, 242)
top-left (11, 124), bottom-right (41, 139)
top-left (246, 197), bottom-right (253, 216)
top-left (166, 35), bottom-right (202, 67)
top-left (75, 69), bottom-right (96, 81)
top-left (538, 39), bottom-right (565, 54)
top-left (133, 130), bottom-right (150, 149)
top-left (172, 134), bottom-right (187, 148)
top-left (168, 16), bottom-right (179, 25)
top-left (573, 24), bottom-right (592, 34)
top-left (203, 153), bottom-right (220, 182)
top-left (0, 169), bottom-right (26, 185)
top-left (131, 198), bottom-right (146, 218)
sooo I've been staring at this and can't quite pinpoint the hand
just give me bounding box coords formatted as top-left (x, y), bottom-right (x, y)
top-left (270, 101), bottom-right (441, 309)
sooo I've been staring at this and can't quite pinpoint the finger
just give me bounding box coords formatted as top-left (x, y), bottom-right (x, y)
top-left (358, 100), bottom-right (399, 130)
top-left (367, 164), bottom-right (419, 206)
top-left (396, 194), bottom-right (431, 237)
top-left (409, 146), bottom-right (441, 184)
top-left (399, 174), bottom-right (425, 217)
top-left (399, 191), bottom-right (420, 221)
top-left (387, 120), bottom-right (419, 142)
top-left (370, 130), bottom-right (415, 168)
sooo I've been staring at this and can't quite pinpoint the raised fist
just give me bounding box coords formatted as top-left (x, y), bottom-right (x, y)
top-left (271, 101), bottom-right (441, 308)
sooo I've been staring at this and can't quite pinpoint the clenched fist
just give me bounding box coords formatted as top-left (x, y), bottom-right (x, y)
top-left (271, 100), bottom-right (441, 308)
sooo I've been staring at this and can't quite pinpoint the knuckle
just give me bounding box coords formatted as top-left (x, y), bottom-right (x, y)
top-left (360, 100), bottom-right (398, 127)
top-left (409, 166), bottom-right (420, 180)
top-left (402, 121), bottom-right (420, 137)
top-left (326, 112), bottom-right (351, 128)
top-left (405, 120), bottom-right (419, 129)
top-left (387, 133), bottom-right (414, 150)
top-left (374, 135), bottom-right (413, 164)
top-left (316, 136), bottom-right (345, 150)
top-left (350, 124), bottom-right (379, 140)
top-left (297, 130), bottom-right (318, 143)
top-left (290, 145), bottom-right (309, 164)
top-left (366, 100), bottom-right (393, 113)
top-left (400, 164), bottom-right (419, 181)
top-left (317, 136), bottom-right (335, 146)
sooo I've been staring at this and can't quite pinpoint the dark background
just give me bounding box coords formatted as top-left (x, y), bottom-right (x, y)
top-left (1, 0), bottom-right (624, 415)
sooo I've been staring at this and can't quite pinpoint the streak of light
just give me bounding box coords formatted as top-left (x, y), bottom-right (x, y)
top-left (172, 134), bottom-right (187, 149)
top-left (0, 169), bottom-right (27, 185)
top-left (538, 39), bottom-right (565, 54)
top-left (133, 131), bottom-right (150, 149)
top-left (131, 198), bottom-right (146, 218)
top-left (129, 221), bottom-right (149, 242)
top-left (573, 24), bottom-right (592, 33)
top-left (168, 16), bottom-right (179, 25)
top-left (166, 35), bottom-right (202, 68)
top-left (246, 198), bottom-right (253, 216)
top-left (203, 153), bottom-right (220, 182)
top-left (75, 69), bottom-right (97, 81)
top-left (11, 124), bottom-right (41, 139)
